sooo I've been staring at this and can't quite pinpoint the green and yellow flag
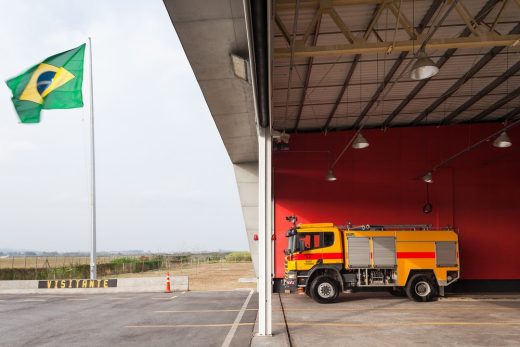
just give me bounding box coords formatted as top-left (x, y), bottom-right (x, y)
top-left (6, 44), bottom-right (86, 123)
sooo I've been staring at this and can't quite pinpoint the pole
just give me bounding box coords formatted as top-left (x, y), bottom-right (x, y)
top-left (88, 37), bottom-right (97, 280)
top-left (258, 127), bottom-right (272, 336)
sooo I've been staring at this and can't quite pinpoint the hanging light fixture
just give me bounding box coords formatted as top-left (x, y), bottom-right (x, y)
top-left (352, 133), bottom-right (369, 149)
top-left (325, 169), bottom-right (337, 182)
top-left (410, 51), bottom-right (439, 80)
top-left (423, 184), bottom-right (433, 214)
top-left (422, 171), bottom-right (433, 184)
top-left (493, 131), bottom-right (512, 148)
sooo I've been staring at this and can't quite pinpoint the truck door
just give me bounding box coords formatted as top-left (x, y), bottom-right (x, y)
top-left (294, 231), bottom-right (336, 270)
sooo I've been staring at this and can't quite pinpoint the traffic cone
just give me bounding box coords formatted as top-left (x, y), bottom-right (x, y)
top-left (165, 272), bottom-right (172, 293)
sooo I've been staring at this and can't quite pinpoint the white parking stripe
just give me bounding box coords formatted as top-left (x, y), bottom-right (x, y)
top-left (221, 289), bottom-right (254, 347)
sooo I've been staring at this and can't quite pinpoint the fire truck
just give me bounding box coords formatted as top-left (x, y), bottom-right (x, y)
top-left (284, 216), bottom-right (460, 304)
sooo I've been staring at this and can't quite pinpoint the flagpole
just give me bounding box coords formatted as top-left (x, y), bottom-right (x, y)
top-left (88, 37), bottom-right (97, 280)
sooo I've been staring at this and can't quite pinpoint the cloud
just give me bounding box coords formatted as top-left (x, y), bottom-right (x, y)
top-left (0, 0), bottom-right (247, 253)
top-left (0, 140), bottom-right (37, 161)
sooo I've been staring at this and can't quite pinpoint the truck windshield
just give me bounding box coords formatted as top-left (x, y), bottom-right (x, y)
top-left (288, 235), bottom-right (298, 254)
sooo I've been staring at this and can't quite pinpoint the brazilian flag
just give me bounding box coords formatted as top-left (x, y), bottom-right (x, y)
top-left (6, 44), bottom-right (86, 123)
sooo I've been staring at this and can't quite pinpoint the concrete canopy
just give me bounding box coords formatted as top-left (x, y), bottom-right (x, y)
top-left (164, 0), bottom-right (258, 164)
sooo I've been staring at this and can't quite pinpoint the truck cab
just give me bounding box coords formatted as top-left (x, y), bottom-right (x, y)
top-left (284, 216), bottom-right (460, 304)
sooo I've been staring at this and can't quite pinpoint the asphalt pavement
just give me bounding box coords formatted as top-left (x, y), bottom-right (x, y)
top-left (0, 290), bottom-right (257, 347)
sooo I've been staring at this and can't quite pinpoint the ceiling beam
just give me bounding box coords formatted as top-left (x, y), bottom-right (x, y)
top-left (274, 14), bottom-right (291, 45)
top-left (381, 0), bottom-right (500, 128)
top-left (441, 60), bottom-right (520, 124)
top-left (292, 9), bottom-right (323, 131)
top-left (274, 91), bottom-right (511, 107)
top-left (351, 0), bottom-right (443, 129)
top-left (468, 85), bottom-right (520, 122)
top-left (274, 33), bottom-right (520, 58)
top-left (411, 22), bottom-right (520, 125)
top-left (322, 3), bottom-right (384, 130)
top-left (276, 0), bottom-right (424, 10)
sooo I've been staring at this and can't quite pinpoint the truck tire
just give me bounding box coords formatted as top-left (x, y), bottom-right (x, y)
top-left (405, 274), bottom-right (438, 302)
top-left (310, 275), bottom-right (340, 304)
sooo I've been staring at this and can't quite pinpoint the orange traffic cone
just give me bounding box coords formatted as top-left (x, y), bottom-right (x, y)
top-left (165, 272), bottom-right (172, 293)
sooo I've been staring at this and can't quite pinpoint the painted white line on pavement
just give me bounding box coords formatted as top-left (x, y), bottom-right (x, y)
top-left (221, 289), bottom-right (254, 347)
top-left (20, 299), bottom-right (46, 302)
top-left (66, 298), bottom-right (89, 301)
top-left (155, 309), bottom-right (258, 313)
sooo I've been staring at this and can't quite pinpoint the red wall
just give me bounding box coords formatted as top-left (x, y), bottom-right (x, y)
top-left (273, 123), bottom-right (520, 280)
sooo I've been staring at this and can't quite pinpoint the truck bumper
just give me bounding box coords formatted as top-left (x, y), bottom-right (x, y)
top-left (284, 271), bottom-right (298, 293)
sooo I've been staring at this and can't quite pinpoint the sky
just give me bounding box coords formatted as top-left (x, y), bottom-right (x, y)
top-left (0, 0), bottom-right (248, 252)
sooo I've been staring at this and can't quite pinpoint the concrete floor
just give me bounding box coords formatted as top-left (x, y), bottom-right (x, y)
top-left (0, 290), bottom-right (257, 347)
top-left (257, 292), bottom-right (520, 347)
top-left (3, 290), bottom-right (520, 347)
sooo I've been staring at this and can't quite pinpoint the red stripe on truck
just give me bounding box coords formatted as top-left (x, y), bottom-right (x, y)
top-left (292, 253), bottom-right (343, 260)
top-left (397, 252), bottom-right (435, 259)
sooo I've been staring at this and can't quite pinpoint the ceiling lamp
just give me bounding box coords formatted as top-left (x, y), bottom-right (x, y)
top-left (422, 171), bottom-right (433, 184)
top-left (410, 51), bottom-right (439, 81)
top-left (493, 131), bottom-right (512, 148)
top-left (352, 133), bottom-right (369, 149)
top-left (325, 169), bottom-right (337, 182)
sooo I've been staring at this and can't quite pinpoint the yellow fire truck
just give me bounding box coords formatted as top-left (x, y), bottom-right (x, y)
top-left (284, 216), bottom-right (460, 303)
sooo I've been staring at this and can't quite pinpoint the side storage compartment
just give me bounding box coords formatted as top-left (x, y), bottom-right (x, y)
top-left (372, 237), bottom-right (396, 268)
top-left (347, 237), bottom-right (370, 268)
top-left (435, 241), bottom-right (458, 267)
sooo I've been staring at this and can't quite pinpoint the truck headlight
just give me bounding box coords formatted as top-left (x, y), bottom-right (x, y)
top-left (287, 272), bottom-right (296, 280)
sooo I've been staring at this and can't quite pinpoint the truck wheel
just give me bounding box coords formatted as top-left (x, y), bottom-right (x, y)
top-left (405, 274), bottom-right (438, 302)
top-left (310, 275), bottom-right (340, 304)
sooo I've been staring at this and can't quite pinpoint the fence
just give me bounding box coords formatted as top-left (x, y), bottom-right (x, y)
top-left (0, 253), bottom-right (251, 280)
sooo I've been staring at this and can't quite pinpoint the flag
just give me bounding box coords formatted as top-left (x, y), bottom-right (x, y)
top-left (6, 44), bottom-right (86, 123)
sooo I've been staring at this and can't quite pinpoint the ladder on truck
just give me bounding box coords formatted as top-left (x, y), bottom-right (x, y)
top-left (342, 223), bottom-right (434, 231)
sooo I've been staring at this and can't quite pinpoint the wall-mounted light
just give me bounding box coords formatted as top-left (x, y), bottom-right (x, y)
top-left (493, 131), bottom-right (512, 148)
top-left (325, 169), bottom-right (337, 182)
top-left (325, 129), bottom-right (369, 181)
top-left (272, 130), bottom-right (290, 151)
top-left (419, 120), bottom-right (519, 184)
top-left (230, 53), bottom-right (249, 81)
top-left (422, 171), bottom-right (433, 184)
top-left (352, 132), bottom-right (369, 149)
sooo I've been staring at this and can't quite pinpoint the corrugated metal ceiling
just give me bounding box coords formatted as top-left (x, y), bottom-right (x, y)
top-left (272, 0), bottom-right (520, 132)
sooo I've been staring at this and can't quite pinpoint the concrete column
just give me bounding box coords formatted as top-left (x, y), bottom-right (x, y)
top-left (232, 162), bottom-right (259, 276)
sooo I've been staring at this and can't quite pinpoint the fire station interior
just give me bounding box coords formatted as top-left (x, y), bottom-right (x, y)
top-left (270, 0), bottom-right (520, 292)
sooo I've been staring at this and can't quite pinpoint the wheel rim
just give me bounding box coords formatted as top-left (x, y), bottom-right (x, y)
top-left (317, 282), bottom-right (335, 299)
top-left (415, 281), bottom-right (431, 297)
